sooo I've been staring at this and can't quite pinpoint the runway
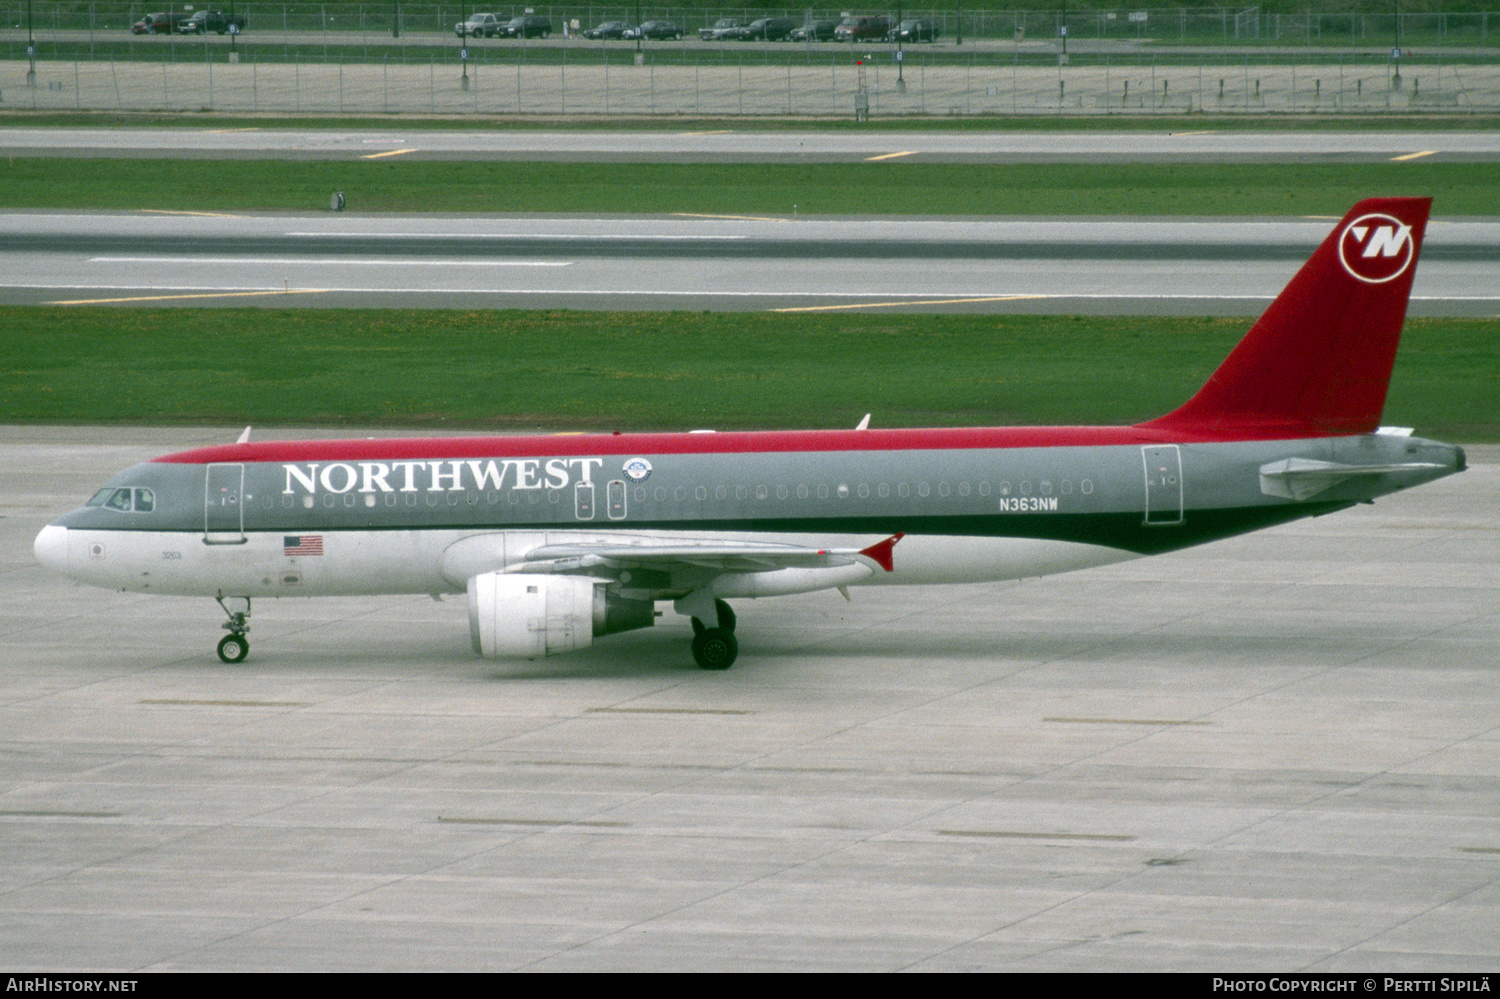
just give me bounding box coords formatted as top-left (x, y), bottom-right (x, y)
top-left (3, 426), bottom-right (1498, 971)
top-left (3, 210), bottom-right (1498, 314)
top-left (8, 126), bottom-right (1500, 163)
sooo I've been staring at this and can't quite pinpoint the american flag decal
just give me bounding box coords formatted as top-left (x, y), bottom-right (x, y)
top-left (284, 535), bottom-right (323, 557)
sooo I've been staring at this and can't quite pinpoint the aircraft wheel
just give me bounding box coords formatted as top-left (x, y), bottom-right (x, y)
top-left (691, 628), bottom-right (737, 670)
top-left (690, 616), bottom-right (705, 636)
top-left (217, 634), bottom-right (249, 664)
top-left (714, 598), bottom-right (736, 632)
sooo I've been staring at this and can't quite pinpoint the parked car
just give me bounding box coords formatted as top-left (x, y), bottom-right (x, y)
top-left (698, 18), bottom-right (745, 41)
top-left (454, 13), bottom-right (503, 37)
top-left (890, 18), bottom-right (940, 43)
top-left (733, 17), bottom-right (796, 41)
top-left (498, 14), bottom-right (552, 38)
top-left (583, 20), bottom-right (629, 39)
top-left (176, 10), bottom-right (246, 35)
top-left (834, 14), bottom-right (890, 41)
top-left (131, 11), bottom-right (191, 34)
top-left (790, 19), bottom-right (839, 42)
top-left (623, 20), bottom-right (683, 40)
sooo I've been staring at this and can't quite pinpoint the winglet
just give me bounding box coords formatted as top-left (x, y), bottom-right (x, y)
top-left (859, 532), bottom-right (905, 573)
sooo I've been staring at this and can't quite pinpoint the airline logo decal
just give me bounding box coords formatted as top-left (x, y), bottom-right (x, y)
top-left (622, 457), bottom-right (653, 482)
top-left (1338, 213), bottom-right (1415, 284)
top-left (281, 458), bottom-right (605, 498)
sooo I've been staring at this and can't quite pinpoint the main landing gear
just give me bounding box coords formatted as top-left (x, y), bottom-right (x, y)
top-left (689, 599), bottom-right (738, 670)
top-left (215, 595), bottom-right (251, 663)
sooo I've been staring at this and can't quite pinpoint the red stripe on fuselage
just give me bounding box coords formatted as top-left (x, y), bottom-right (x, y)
top-left (153, 423), bottom-right (1316, 466)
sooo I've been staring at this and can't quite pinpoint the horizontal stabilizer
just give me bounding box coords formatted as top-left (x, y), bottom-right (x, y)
top-left (1259, 457), bottom-right (1448, 501)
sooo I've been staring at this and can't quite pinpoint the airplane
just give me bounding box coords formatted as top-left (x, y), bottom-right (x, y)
top-left (33, 197), bottom-right (1465, 670)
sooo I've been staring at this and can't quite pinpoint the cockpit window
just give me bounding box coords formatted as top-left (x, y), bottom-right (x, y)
top-left (86, 487), bottom-right (154, 512)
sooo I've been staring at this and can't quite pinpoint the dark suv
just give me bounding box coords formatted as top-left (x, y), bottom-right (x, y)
top-left (699, 18), bottom-right (745, 41)
top-left (499, 14), bottom-right (551, 38)
top-left (891, 18), bottom-right (940, 42)
top-left (734, 17), bottom-right (796, 41)
top-left (834, 15), bottom-right (890, 41)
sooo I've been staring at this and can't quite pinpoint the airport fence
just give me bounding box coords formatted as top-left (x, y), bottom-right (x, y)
top-left (3, 5), bottom-right (1500, 49)
top-left (4, 4), bottom-right (1500, 115)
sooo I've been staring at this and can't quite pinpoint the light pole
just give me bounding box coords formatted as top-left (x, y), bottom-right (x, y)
top-left (26, 0), bottom-right (36, 87)
top-left (894, 4), bottom-right (904, 90)
top-left (458, 5), bottom-right (471, 90)
top-left (1392, 0), bottom-right (1403, 89)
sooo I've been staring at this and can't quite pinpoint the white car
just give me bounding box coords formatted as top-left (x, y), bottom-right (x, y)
top-left (455, 13), bottom-right (502, 37)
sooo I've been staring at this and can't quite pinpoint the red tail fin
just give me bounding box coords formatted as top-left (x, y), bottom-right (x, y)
top-left (1140, 197), bottom-right (1431, 438)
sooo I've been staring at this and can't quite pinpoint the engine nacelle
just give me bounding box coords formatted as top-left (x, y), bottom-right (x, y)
top-left (467, 572), bottom-right (655, 659)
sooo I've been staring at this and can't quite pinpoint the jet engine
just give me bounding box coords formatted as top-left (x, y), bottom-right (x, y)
top-left (467, 572), bottom-right (655, 659)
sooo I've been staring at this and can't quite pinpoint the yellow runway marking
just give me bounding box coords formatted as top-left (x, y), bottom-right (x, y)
top-left (775, 295), bottom-right (1048, 312)
top-left (673, 212), bottom-right (790, 223)
top-left (139, 209), bottom-right (243, 218)
top-left (47, 290), bottom-right (330, 305)
top-left (1391, 150), bottom-right (1437, 161)
top-left (865, 151), bottom-right (917, 161)
top-left (363, 148), bottom-right (417, 159)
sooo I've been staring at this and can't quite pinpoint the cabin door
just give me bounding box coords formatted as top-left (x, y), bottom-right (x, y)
top-left (1142, 445), bottom-right (1184, 526)
top-left (204, 463), bottom-right (247, 544)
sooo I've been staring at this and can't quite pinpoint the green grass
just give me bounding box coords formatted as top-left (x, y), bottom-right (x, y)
top-left (4, 157), bottom-right (1499, 215)
top-left (3, 308), bottom-right (1493, 440)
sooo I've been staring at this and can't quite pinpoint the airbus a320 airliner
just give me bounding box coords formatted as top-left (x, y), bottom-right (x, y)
top-left (34, 198), bottom-right (1464, 669)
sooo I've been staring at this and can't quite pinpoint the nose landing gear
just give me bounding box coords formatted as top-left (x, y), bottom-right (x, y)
top-left (215, 595), bottom-right (251, 663)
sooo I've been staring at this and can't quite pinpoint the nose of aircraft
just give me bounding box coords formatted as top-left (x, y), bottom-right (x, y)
top-left (33, 524), bottom-right (69, 575)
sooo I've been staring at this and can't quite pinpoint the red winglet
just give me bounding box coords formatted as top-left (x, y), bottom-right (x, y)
top-left (859, 532), bottom-right (905, 573)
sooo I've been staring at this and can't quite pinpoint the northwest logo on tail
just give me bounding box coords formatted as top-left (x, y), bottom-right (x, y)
top-left (1338, 212), bottom-right (1415, 284)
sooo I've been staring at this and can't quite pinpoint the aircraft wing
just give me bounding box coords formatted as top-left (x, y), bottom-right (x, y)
top-left (518, 533), bottom-right (904, 575)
